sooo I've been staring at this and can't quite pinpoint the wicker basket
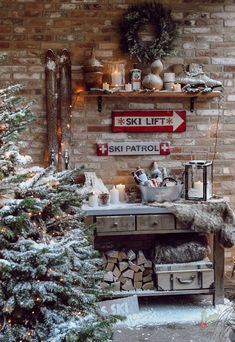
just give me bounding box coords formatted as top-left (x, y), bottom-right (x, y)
top-left (139, 184), bottom-right (183, 203)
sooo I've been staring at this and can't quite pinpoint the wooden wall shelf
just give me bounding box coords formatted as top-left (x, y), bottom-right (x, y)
top-left (77, 90), bottom-right (221, 98)
top-left (76, 90), bottom-right (222, 112)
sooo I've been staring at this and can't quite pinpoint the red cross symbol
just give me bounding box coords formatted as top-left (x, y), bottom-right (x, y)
top-left (160, 142), bottom-right (170, 155)
top-left (97, 143), bottom-right (108, 156)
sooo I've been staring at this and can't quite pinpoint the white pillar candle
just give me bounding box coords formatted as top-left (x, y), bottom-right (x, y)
top-left (163, 73), bottom-right (175, 82)
top-left (102, 82), bottom-right (109, 90)
top-left (88, 193), bottom-right (98, 207)
top-left (125, 83), bottom-right (132, 91)
top-left (110, 186), bottom-right (119, 204)
top-left (193, 181), bottom-right (203, 197)
top-left (111, 71), bottom-right (122, 86)
top-left (173, 83), bottom-right (181, 92)
top-left (116, 184), bottom-right (126, 202)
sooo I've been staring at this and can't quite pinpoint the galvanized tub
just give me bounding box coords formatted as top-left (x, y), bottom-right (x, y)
top-left (139, 184), bottom-right (183, 203)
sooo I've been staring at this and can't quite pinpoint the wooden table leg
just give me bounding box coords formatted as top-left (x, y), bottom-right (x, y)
top-left (213, 233), bottom-right (224, 305)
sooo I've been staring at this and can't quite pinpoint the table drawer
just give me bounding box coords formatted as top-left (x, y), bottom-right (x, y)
top-left (96, 215), bottom-right (135, 233)
top-left (156, 269), bottom-right (214, 291)
top-left (136, 214), bottom-right (175, 231)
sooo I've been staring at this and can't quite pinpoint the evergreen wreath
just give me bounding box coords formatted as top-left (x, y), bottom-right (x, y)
top-left (120, 2), bottom-right (178, 64)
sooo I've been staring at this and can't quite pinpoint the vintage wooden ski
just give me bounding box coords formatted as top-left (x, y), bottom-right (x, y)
top-left (57, 49), bottom-right (72, 170)
top-left (45, 49), bottom-right (58, 168)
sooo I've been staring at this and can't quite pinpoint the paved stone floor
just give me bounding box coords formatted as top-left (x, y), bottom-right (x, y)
top-left (112, 323), bottom-right (231, 342)
top-left (112, 289), bottom-right (235, 342)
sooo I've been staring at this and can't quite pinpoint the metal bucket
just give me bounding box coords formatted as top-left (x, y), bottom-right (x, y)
top-left (139, 184), bottom-right (183, 203)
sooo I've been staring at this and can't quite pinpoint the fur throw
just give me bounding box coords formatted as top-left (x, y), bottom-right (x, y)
top-left (152, 198), bottom-right (235, 248)
top-left (154, 234), bottom-right (208, 264)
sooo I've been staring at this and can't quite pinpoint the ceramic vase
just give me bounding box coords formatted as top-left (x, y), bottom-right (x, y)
top-left (142, 59), bottom-right (163, 90)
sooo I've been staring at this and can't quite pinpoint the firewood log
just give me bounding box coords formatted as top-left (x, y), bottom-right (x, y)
top-left (107, 256), bottom-right (118, 264)
top-left (111, 281), bottom-right (121, 291)
top-left (142, 281), bottom-right (154, 290)
top-left (127, 249), bottom-right (136, 261)
top-left (118, 250), bottom-right (128, 261)
top-left (134, 272), bottom-right (143, 282)
top-left (143, 274), bottom-right (153, 283)
top-left (119, 261), bottom-right (129, 272)
top-left (119, 276), bottom-right (129, 284)
top-left (103, 271), bottom-right (114, 282)
top-left (113, 265), bottom-right (121, 278)
top-left (144, 260), bottom-right (152, 268)
top-left (128, 261), bottom-right (141, 272)
top-left (134, 281), bottom-right (142, 289)
top-left (105, 263), bottom-right (115, 272)
top-left (122, 269), bottom-right (134, 279)
top-left (100, 282), bottom-right (110, 289)
top-left (137, 251), bottom-right (147, 265)
top-left (122, 279), bottom-right (134, 291)
top-left (106, 250), bottom-right (119, 259)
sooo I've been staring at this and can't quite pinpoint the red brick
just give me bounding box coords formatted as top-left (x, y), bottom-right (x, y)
top-left (87, 126), bottom-right (110, 133)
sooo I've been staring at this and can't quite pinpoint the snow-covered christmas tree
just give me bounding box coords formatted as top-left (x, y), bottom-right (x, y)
top-left (0, 55), bottom-right (116, 342)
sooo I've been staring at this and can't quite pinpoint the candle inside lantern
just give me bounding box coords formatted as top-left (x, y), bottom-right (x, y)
top-left (111, 70), bottom-right (122, 86)
top-left (116, 184), bottom-right (126, 202)
top-left (110, 186), bottom-right (119, 204)
top-left (88, 192), bottom-right (98, 207)
top-left (194, 181), bottom-right (203, 196)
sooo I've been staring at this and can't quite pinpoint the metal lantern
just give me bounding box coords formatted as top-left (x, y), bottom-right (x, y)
top-left (185, 160), bottom-right (213, 201)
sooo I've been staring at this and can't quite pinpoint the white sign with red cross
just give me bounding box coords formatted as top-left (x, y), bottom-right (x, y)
top-left (96, 141), bottom-right (170, 156)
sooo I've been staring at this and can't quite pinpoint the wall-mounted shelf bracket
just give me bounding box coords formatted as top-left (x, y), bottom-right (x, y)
top-left (190, 97), bottom-right (196, 112)
top-left (97, 96), bottom-right (103, 112)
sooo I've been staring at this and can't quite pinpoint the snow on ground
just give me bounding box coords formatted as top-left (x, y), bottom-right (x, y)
top-left (114, 296), bottom-right (233, 328)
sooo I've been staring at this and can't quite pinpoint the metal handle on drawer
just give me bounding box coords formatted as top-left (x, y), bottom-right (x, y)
top-left (113, 222), bottom-right (118, 227)
top-left (176, 275), bottom-right (196, 284)
top-left (153, 221), bottom-right (158, 226)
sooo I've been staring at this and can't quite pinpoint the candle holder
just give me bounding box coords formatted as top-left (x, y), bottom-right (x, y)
top-left (184, 160), bottom-right (213, 201)
top-left (109, 63), bottom-right (125, 88)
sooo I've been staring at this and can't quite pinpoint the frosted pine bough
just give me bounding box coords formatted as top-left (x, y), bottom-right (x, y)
top-left (0, 54), bottom-right (117, 341)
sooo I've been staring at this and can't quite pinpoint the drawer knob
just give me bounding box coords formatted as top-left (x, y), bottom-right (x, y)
top-left (113, 222), bottom-right (118, 227)
top-left (153, 221), bottom-right (158, 226)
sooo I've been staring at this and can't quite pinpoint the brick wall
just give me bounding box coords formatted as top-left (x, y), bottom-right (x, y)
top-left (0, 0), bottom-right (235, 272)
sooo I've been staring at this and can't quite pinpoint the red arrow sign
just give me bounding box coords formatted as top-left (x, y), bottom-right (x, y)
top-left (112, 110), bottom-right (186, 133)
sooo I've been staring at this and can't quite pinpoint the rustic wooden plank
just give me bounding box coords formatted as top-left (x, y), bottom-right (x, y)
top-left (101, 288), bottom-right (214, 299)
top-left (96, 229), bottom-right (192, 236)
top-left (213, 233), bottom-right (224, 305)
top-left (77, 90), bottom-right (221, 98)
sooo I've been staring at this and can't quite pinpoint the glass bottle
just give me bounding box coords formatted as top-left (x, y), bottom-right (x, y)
top-left (130, 64), bottom-right (141, 90)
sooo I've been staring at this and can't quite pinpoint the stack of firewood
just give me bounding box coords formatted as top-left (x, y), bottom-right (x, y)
top-left (100, 249), bottom-right (154, 291)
